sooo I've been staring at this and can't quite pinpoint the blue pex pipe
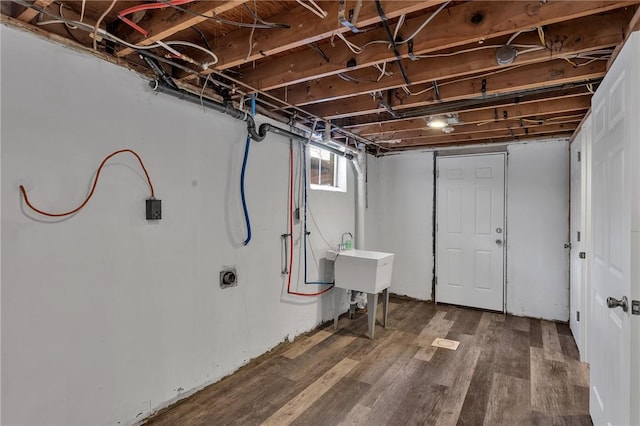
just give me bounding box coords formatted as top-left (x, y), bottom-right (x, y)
top-left (241, 96), bottom-right (256, 246)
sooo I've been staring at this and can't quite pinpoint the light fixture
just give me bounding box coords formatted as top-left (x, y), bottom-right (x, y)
top-left (425, 113), bottom-right (461, 133)
top-left (427, 115), bottom-right (448, 129)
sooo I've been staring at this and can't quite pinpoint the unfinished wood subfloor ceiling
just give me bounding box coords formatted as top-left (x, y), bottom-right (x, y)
top-left (3, 1), bottom-right (640, 154)
top-left (145, 298), bottom-right (590, 425)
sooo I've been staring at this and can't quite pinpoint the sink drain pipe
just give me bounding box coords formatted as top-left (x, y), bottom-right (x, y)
top-left (150, 81), bottom-right (354, 160)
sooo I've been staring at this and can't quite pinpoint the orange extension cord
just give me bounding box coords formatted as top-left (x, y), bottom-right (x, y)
top-left (20, 149), bottom-right (155, 217)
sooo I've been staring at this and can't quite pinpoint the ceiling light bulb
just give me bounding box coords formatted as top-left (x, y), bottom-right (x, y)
top-left (428, 116), bottom-right (447, 129)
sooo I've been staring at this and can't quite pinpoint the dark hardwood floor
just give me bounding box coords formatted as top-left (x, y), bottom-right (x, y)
top-left (145, 297), bottom-right (591, 426)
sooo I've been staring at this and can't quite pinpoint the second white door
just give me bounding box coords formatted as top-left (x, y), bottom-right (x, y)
top-left (436, 154), bottom-right (506, 311)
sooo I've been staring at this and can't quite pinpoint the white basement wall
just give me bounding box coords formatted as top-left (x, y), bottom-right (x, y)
top-left (366, 152), bottom-right (435, 300)
top-left (1, 26), bottom-right (354, 425)
top-left (367, 141), bottom-right (569, 321)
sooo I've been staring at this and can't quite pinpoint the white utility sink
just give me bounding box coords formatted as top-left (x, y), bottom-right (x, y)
top-left (334, 250), bottom-right (394, 293)
top-left (333, 249), bottom-right (395, 339)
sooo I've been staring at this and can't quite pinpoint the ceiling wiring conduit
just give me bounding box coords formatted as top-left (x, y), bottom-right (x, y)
top-left (150, 82), bottom-right (354, 160)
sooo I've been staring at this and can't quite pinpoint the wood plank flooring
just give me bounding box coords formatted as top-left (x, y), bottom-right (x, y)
top-left (145, 298), bottom-right (591, 426)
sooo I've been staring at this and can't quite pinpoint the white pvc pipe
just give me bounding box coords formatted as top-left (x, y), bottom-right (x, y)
top-left (352, 150), bottom-right (366, 249)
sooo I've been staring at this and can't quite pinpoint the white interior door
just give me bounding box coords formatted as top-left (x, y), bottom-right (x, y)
top-left (588, 35), bottom-right (637, 426)
top-left (436, 153), bottom-right (505, 311)
top-left (570, 136), bottom-right (584, 356)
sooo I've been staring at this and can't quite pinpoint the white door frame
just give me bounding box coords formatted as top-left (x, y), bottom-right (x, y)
top-left (570, 117), bottom-right (592, 363)
top-left (569, 135), bottom-right (583, 356)
top-left (435, 152), bottom-right (507, 312)
top-left (580, 116), bottom-right (592, 364)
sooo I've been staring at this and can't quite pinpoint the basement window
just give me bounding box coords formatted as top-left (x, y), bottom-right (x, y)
top-left (309, 146), bottom-right (346, 192)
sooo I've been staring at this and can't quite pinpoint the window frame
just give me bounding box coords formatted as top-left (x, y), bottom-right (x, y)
top-left (308, 145), bottom-right (347, 192)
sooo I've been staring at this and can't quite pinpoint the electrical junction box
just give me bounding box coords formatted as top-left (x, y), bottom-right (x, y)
top-left (220, 267), bottom-right (237, 289)
top-left (146, 199), bottom-right (162, 220)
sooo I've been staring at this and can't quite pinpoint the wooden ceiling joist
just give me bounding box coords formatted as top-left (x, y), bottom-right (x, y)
top-left (305, 59), bottom-right (605, 120)
top-left (179, 0), bottom-right (448, 76)
top-left (282, 10), bottom-right (627, 107)
top-left (236, 1), bottom-right (635, 92)
top-left (359, 96), bottom-right (592, 137)
top-left (214, 0), bottom-right (447, 70)
top-left (389, 123), bottom-right (578, 150)
top-left (5, 0), bottom-right (639, 153)
top-left (371, 114), bottom-right (584, 143)
top-left (341, 86), bottom-right (593, 129)
top-left (15, 0), bottom-right (54, 23)
top-left (116, 1), bottom-right (251, 57)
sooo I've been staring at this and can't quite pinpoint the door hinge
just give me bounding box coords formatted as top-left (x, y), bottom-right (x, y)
top-left (632, 300), bottom-right (640, 316)
top-left (579, 251), bottom-right (586, 259)
top-left (576, 311), bottom-right (580, 322)
top-left (434, 276), bottom-right (438, 286)
top-left (577, 231), bottom-right (581, 242)
top-left (577, 151), bottom-right (581, 162)
top-left (436, 170), bottom-right (440, 178)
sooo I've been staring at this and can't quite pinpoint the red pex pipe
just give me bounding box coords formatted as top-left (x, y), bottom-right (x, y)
top-left (118, 0), bottom-right (196, 37)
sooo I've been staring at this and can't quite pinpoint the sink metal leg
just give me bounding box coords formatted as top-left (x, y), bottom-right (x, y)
top-left (367, 292), bottom-right (378, 339)
top-left (382, 288), bottom-right (389, 328)
top-left (334, 289), bottom-right (341, 330)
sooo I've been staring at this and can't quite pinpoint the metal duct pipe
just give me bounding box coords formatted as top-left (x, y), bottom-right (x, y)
top-left (151, 81), bottom-right (354, 160)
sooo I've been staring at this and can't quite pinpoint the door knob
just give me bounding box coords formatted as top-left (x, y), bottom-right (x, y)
top-left (607, 296), bottom-right (628, 313)
top-left (495, 239), bottom-right (503, 246)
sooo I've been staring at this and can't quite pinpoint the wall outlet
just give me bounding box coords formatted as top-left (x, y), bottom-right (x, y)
top-left (220, 267), bottom-right (237, 289)
top-left (146, 199), bottom-right (161, 220)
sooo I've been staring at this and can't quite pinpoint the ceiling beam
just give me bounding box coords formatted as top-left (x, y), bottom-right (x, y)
top-left (358, 96), bottom-right (591, 137)
top-left (390, 123), bottom-right (577, 149)
top-left (15, 0), bottom-right (54, 23)
top-left (237, 1), bottom-right (636, 91)
top-left (211, 0), bottom-right (446, 70)
top-left (18, 2), bottom-right (101, 46)
top-left (371, 113), bottom-right (584, 143)
top-left (179, 0), bottom-right (447, 78)
top-left (281, 11), bottom-right (626, 107)
top-left (116, 1), bottom-right (251, 57)
top-left (304, 58), bottom-right (605, 119)
top-left (341, 86), bottom-right (592, 129)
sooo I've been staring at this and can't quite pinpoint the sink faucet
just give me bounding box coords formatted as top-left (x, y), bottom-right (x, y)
top-left (340, 232), bottom-right (353, 251)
